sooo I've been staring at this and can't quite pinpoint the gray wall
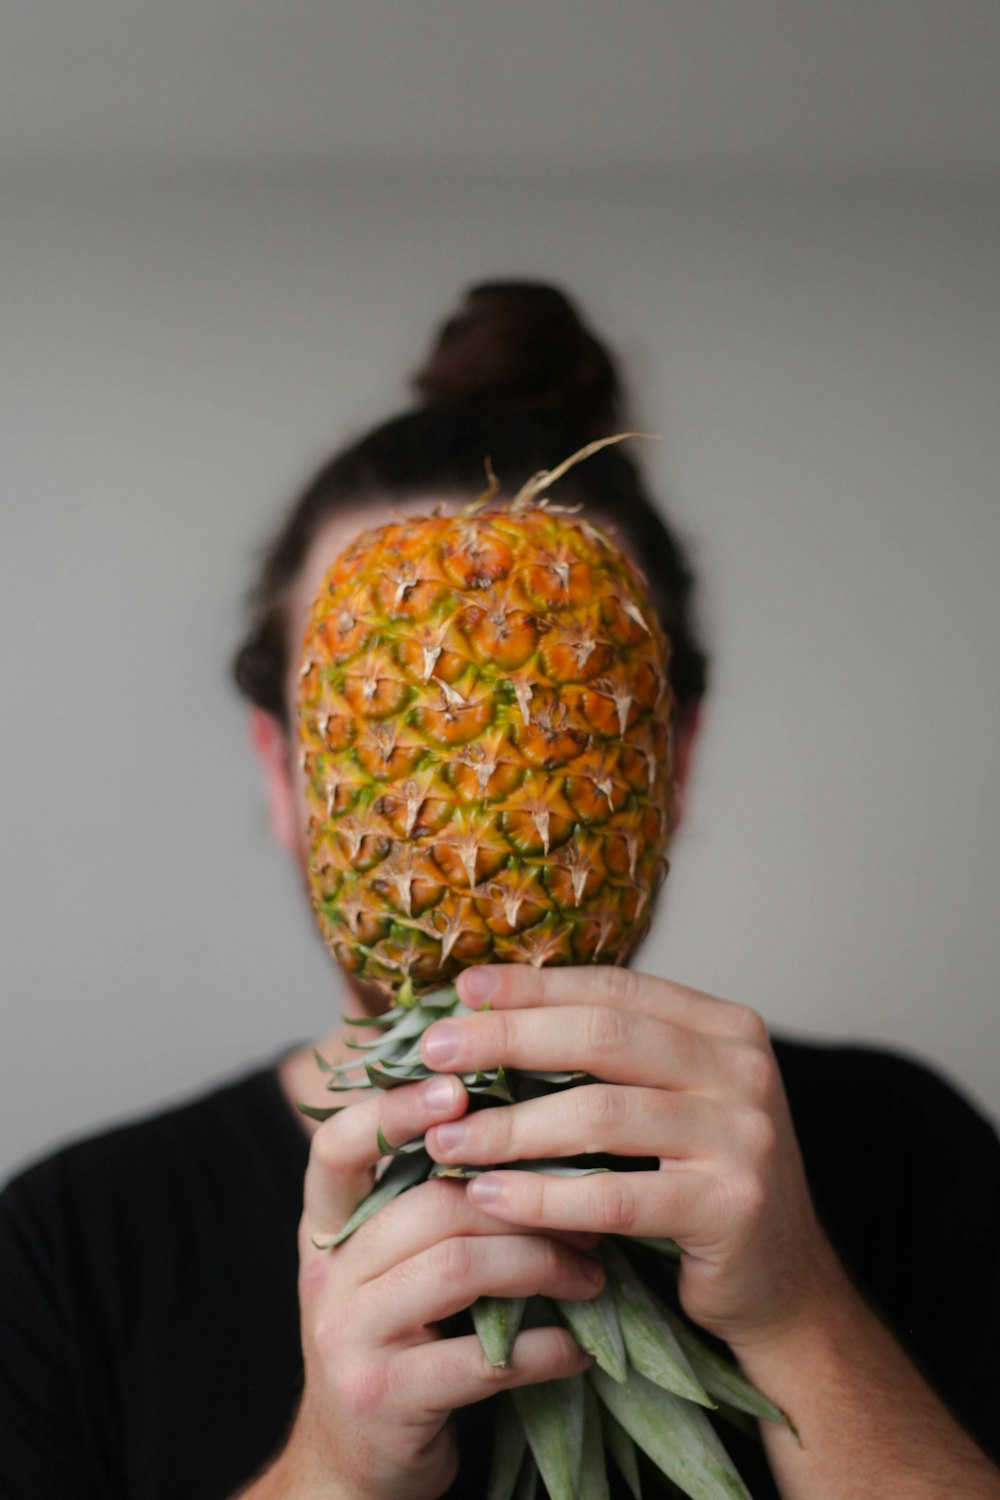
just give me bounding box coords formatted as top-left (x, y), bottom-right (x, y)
top-left (3, 173), bottom-right (998, 1181)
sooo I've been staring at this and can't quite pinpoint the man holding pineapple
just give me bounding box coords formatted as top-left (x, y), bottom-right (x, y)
top-left (2, 284), bottom-right (999, 1499)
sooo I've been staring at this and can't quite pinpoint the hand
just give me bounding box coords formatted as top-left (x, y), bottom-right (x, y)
top-left (420, 965), bottom-right (843, 1355)
top-left (262, 1073), bottom-right (602, 1500)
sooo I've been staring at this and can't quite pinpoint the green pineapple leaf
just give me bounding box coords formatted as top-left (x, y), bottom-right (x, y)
top-left (591, 1365), bottom-right (752, 1500)
top-left (473, 1295), bottom-right (527, 1367)
top-left (315, 1149), bottom-right (430, 1249)
top-left (580, 1374), bottom-right (611, 1500)
top-left (516, 1161), bottom-right (611, 1178)
top-left (375, 1125), bottom-right (426, 1157)
top-left (346, 1006), bottom-right (433, 1059)
top-left (512, 1371), bottom-right (585, 1500)
top-left (514, 1447), bottom-right (540, 1500)
top-left (524, 1070), bottom-right (589, 1085)
top-left (417, 984), bottom-right (462, 1011)
top-left (599, 1405), bottom-right (642, 1500)
top-left (296, 1101), bottom-right (345, 1123)
top-left (322, 1075), bottom-right (373, 1093)
top-left (660, 1305), bottom-right (797, 1438)
top-left (486, 1393), bottom-right (527, 1500)
top-left (556, 1278), bottom-right (627, 1385)
top-left (340, 1011), bottom-right (398, 1030)
top-left (365, 1061), bottom-right (420, 1090)
top-left (465, 1065), bottom-right (516, 1102)
top-left (602, 1245), bottom-right (713, 1408)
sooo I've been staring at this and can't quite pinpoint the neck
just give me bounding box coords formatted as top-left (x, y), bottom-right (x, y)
top-left (276, 973), bottom-right (394, 1135)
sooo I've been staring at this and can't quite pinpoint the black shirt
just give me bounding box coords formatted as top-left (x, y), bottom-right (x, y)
top-left (1, 1038), bottom-right (998, 1499)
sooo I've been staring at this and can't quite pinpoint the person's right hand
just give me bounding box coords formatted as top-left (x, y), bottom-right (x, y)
top-left (257, 1073), bottom-right (603, 1500)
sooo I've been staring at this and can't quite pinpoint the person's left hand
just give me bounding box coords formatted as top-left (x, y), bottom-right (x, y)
top-left (421, 964), bottom-right (845, 1356)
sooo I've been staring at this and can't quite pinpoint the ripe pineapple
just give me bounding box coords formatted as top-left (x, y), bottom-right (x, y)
top-left (296, 441), bottom-right (788, 1500)
top-left (297, 441), bottom-right (675, 994)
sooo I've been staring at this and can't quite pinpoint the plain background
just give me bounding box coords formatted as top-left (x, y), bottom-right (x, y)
top-left (3, 6), bottom-right (999, 1182)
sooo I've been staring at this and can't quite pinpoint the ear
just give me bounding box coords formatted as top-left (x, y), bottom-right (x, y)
top-left (249, 707), bottom-right (298, 854)
top-left (670, 698), bottom-right (703, 836)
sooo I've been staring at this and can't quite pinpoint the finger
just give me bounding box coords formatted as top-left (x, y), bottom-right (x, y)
top-left (303, 1075), bottom-right (467, 1238)
top-left (420, 1004), bottom-right (716, 1089)
top-left (464, 1165), bottom-right (714, 1243)
top-left (393, 1326), bottom-right (593, 1417)
top-left (426, 1084), bottom-right (723, 1167)
top-left (342, 1176), bottom-right (600, 1283)
top-left (367, 1234), bottom-right (604, 1343)
top-left (458, 964), bottom-right (764, 1041)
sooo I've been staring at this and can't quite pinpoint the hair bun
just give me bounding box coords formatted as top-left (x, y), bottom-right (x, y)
top-left (412, 281), bottom-right (624, 435)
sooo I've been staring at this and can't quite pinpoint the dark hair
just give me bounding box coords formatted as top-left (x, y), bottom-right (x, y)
top-left (232, 282), bottom-right (708, 725)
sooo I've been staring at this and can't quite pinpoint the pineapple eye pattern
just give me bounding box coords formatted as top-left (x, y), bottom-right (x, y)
top-left (299, 504), bottom-right (674, 994)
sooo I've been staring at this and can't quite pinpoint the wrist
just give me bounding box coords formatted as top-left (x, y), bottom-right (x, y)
top-left (726, 1240), bottom-right (859, 1365)
top-left (239, 1446), bottom-right (363, 1500)
top-left (727, 1254), bottom-right (926, 1435)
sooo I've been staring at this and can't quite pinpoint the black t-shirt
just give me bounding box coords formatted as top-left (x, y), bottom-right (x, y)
top-left (1, 1037), bottom-right (998, 1499)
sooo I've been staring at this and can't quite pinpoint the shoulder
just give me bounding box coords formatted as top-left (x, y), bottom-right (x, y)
top-left (771, 1033), bottom-right (1000, 1304)
top-left (772, 1032), bottom-right (999, 1163)
top-left (0, 1062), bottom-right (309, 1494)
top-left (1, 1058), bottom-right (306, 1269)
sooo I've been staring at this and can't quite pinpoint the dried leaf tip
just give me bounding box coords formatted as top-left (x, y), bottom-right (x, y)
top-left (510, 432), bottom-right (662, 514)
top-left (459, 457), bottom-right (501, 517)
top-left (458, 433), bottom-right (661, 518)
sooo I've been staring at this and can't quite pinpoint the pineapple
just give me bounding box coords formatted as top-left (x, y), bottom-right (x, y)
top-left (296, 439), bottom-right (790, 1500)
top-left (297, 438), bottom-right (675, 994)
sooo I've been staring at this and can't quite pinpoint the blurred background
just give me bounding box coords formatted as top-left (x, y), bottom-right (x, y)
top-left (3, 2), bottom-right (999, 1180)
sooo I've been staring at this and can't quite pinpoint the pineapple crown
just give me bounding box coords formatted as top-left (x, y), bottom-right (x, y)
top-left (232, 281), bottom-right (709, 730)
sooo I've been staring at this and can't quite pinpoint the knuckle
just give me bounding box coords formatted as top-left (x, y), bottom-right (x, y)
top-left (437, 1234), bottom-right (477, 1286)
top-left (537, 1234), bottom-right (566, 1284)
top-left (517, 1172), bottom-right (545, 1224)
top-left (598, 1174), bottom-right (638, 1233)
top-left (309, 1118), bottom-right (345, 1174)
top-left (730, 1004), bottom-right (770, 1046)
top-left (491, 1010), bottom-right (516, 1062)
top-left (382, 1082), bottom-right (433, 1134)
top-left (336, 1356), bottom-right (390, 1420)
top-left (736, 1107), bottom-right (778, 1163)
top-left (426, 1175), bottom-right (466, 1209)
top-left (605, 967), bottom-right (642, 1007)
top-left (359, 1178), bottom-right (457, 1259)
top-left (576, 1084), bottom-right (626, 1137)
top-left (412, 1176), bottom-right (465, 1224)
top-left (729, 1040), bottom-right (775, 1099)
top-left (728, 1167), bottom-right (767, 1228)
top-left (478, 1105), bottom-right (514, 1160)
top-left (584, 1004), bottom-right (631, 1055)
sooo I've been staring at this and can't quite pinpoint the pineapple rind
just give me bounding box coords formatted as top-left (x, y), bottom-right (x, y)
top-left (299, 507), bottom-right (674, 994)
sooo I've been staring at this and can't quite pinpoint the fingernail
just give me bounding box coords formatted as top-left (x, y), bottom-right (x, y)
top-left (582, 1257), bottom-right (605, 1286)
top-left (432, 1120), bottom-right (466, 1154)
top-left (423, 1021), bottom-right (460, 1067)
top-left (468, 1173), bottom-right (502, 1208)
top-left (460, 967), bottom-right (499, 1007)
top-left (422, 1076), bottom-right (458, 1112)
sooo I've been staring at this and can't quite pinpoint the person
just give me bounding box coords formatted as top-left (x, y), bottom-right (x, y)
top-left (1, 282), bottom-right (998, 1500)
